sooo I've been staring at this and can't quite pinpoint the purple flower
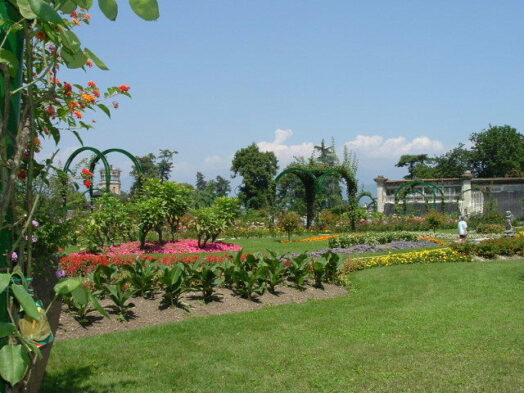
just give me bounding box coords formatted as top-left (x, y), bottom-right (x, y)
top-left (55, 269), bottom-right (66, 279)
top-left (32, 237), bottom-right (38, 243)
top-left (31, 220), bottom-right (39, 227)
top-left (10, 252), bottom-right (18, 261)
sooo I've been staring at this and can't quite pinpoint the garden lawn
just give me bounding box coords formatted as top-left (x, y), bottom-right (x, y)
top-left (43, 260), bottom-right (524, 393)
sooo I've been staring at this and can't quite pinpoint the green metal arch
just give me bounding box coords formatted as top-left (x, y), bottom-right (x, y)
top-left (63, 146), bottom-right (112, 195)
top-left (356, 191), bottom-right (377, 211)
top-left (88, 148), bottom-right (143, 197)
top-left (393, 180), bottom-right (445, 213)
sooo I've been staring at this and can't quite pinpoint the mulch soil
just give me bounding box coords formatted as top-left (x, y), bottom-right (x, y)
top-left (56, 283), bottom-right (348, 341)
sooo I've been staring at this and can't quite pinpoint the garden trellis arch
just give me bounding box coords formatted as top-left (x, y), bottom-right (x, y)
top-left (356, 191), bottom-right (377, 212)
top-left (393, 180), bottom-right (445, 214)
top-left (62, 146), bottom-right (142, 204)
top-left (274, 166), bottom-right (358, 228)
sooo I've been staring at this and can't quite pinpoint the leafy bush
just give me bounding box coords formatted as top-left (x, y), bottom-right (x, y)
top-left (329, 231), bottom-right (418, 248)
top-left (258, 251), bottom-right (287, 293)
top-left (62, 280), bottom-right (108, 324)
top-left (279, 212), bottom-right (302, 241)
top-left (425, 211), bottom-right (449, 232)
top-left (121, 260), bottom-right (160, 298)
top-left (141, 179), bottom-right (194, 240)
top-left (476, 223), bottom-right (505, 234)
top-left (192, 197), bottom-right (242, 247)
top-left (317, 210), bottom-right (339, 230)
top-left (230, 254), bottom-right (266, 299)
top-left (189, 260), bottom-right (223, 303)
top-left (451, 236), bottom-right (524, 259)
top-left (160, 264), bottom-right (191, 308)
top-left (134, 197), bottom-right (166, 247)
top-left (104, 281), bottom-right (136, 321)
top-left (468, 211), bottom-right (504, 229)
top-left (78, 194), bottom-right (134, 253)
top-left (286, 254), bottom-right (310, 290)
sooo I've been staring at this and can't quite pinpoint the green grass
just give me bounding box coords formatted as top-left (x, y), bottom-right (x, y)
top-left (43, 260), bottom-right (524, 393)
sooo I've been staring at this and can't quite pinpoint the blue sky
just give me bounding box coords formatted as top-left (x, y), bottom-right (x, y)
top-left (44, 0), bottom-right (524, 193)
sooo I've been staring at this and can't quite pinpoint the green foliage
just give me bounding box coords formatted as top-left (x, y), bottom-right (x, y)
top-left (475, 223), bottom-right (505, 234)
top-left (103, 282), bottom-right (136, 321)
top-left (230, 254), bottom-right (266, 300)
top-left (310, 251), bottom-right (343, 288)
top-left (286, 254), bottom-right (310, 290)
top-left (395, 154), bottom-right (433, 179)
top-left (329, 231), bottom-right (418, 248)
top-left (231, 143), bottom-right (278, 209)
top-left (142, 179), bottom-right (193, 240)
top-left (121, 260), bottom-right (159, 298)
top-left (160, 264), bottom-right (190, 309)
top-left (425, 211), bottom-right (449, 232)
top-left (279, 211), bottom-right (302, 241)
top-left (78, 194), bottom-right (133, 253)
top-left (258, 251), bottom-right (287, 293)
top-left (469, 125), bottom-right (524, 177)
top-left (468, 210), bottom-right (504, 229)
top-left (62, 280), bottom-right (108, 323)
top-left (451, 236), bottom-right (524, 259)
top-left (192, 197), bottom-right (241, 247)
top-left (189, 261), bottom-right (222, 303)
top-left (134, 197), bottom-right (166, 247)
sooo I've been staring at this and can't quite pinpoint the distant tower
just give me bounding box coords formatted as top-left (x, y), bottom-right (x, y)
top-left (98, 166), bottom-right (122, 194)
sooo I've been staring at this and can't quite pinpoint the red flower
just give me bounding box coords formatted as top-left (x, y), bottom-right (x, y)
top-left (83, 179), bottom-right (92, 188)
top-left (85, 59), bottom-right (94, 67)
top-left (71, 11), bottom-right (78, 18)
top-left (64, 82), bottom-right (73, 91)
top-left (73, 110), bottom-right (83, 119)
top-left (93, 89), bottom-right (100, 97)
top-left (17, 170), bottom-right (27, 179)
top-left (35, 31), bottom-right (46, 41)
top-left (81, 168), bottom-right (93, 177)
top-left (88, 81), bottom-right (96, 87)
top-left (46, 106), bottom-right (56, 117)
top-left (118, 85), bottom-right (130, 92)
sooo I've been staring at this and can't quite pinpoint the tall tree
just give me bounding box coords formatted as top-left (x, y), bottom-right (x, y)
top-left (432, 144), bottom-right (471, 178)
top-left (395, 154), bottom-right (433, 179)
top-left (157, 149), bottom-right (178, 181)
top-left (196, 172), bottom-right (207, 191)
top-left (231, 144), bottom-right (278, 209)
top-left (469, 125), bottom-right (524, 177)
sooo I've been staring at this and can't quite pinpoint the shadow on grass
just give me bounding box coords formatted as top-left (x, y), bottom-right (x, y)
top-left (41, 365), bottom-right (135, 393)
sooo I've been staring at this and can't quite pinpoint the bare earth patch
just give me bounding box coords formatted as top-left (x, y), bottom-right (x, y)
top-left (56, 283), bottom-right (348, 341)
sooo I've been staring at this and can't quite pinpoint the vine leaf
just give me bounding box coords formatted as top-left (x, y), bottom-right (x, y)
top-left (98, 0), bottom-right (118, 21)
top-left (129, 0), bottom-right (159, 21)
top-left (11, 285), bottom-right (41, 321)
top-left (0, 323), bottom-right (16, 338)
top-left (84, 48), bottom-right (109, 70)
top-left (0, 344), bottom-right (30, 386)
top-left (28, 0), bottom-right (65, 24)
top-left (0, 274), bottom-right (11, 294)
top-left (16, 0), bottom-right (37, 19)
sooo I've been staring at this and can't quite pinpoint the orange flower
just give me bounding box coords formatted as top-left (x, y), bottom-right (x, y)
top-left (93, 89), bottom-right (100, 98)
top-left (46, 106), bottom-right (56, 117)
top-left (85, 59), bottom-right (94, 67)
top-left (81, 93), bottom-right (96, 103)
top-left (83, 179), bottom-right (92, 188)
top-left (118, 84), bottom-right (130, 92)
top-left (73, 111), bottom-right (83, 119)
top-left (88, 81), bottom-right (96, 87)
top-left (72, 18), bottom-right (81, 25)
top-left (84, 14), bottom-right (91, 19)
top-left (68, 101), bottom-right (80, 110)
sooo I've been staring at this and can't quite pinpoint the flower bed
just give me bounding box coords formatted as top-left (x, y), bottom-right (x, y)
top-left (328, 232), bottom-right (418, 248)
top-left (73, 239), bottom-right (242, 256)
top-left (342, 248), bottom-right (472, 273)
top-left (60, 253), bottom-right (239, 276)
top-left (281, 234), bottom-right (339, 243)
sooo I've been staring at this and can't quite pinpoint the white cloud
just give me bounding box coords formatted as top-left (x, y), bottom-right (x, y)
top-left (344, 135), bottom-right (445, 158)
top-left (257, 129), bottom-right (315, 167)
top-left (204, 155), bottom-right (225, 165)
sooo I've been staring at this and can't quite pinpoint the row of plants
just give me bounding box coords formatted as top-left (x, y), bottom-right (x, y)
top-left (342, 248), bottom-right (472, 273)
top-left (75, 179), bottom-right (242, 252)
top-left (63, 251), bottom-right (347, 322)
top-left (451, 235), bottom-right (524, 259)
top-left (328, 231), bottom-right (419, 248)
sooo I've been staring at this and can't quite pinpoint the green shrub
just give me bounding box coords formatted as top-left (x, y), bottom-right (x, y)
top-left (476, 223), bottom-right (505, 234)
top-left (451, 236), bottom-right (524, 259)
top-left (121, 260), bottom-right (160, 299)
top-left (279, 212), bottom-right (302, 241)
top-left (189, 260), bottom-right (222, 303)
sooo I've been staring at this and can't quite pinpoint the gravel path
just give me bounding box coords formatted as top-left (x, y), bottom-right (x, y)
top-left (288, 240), bottom-right (438, 258)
